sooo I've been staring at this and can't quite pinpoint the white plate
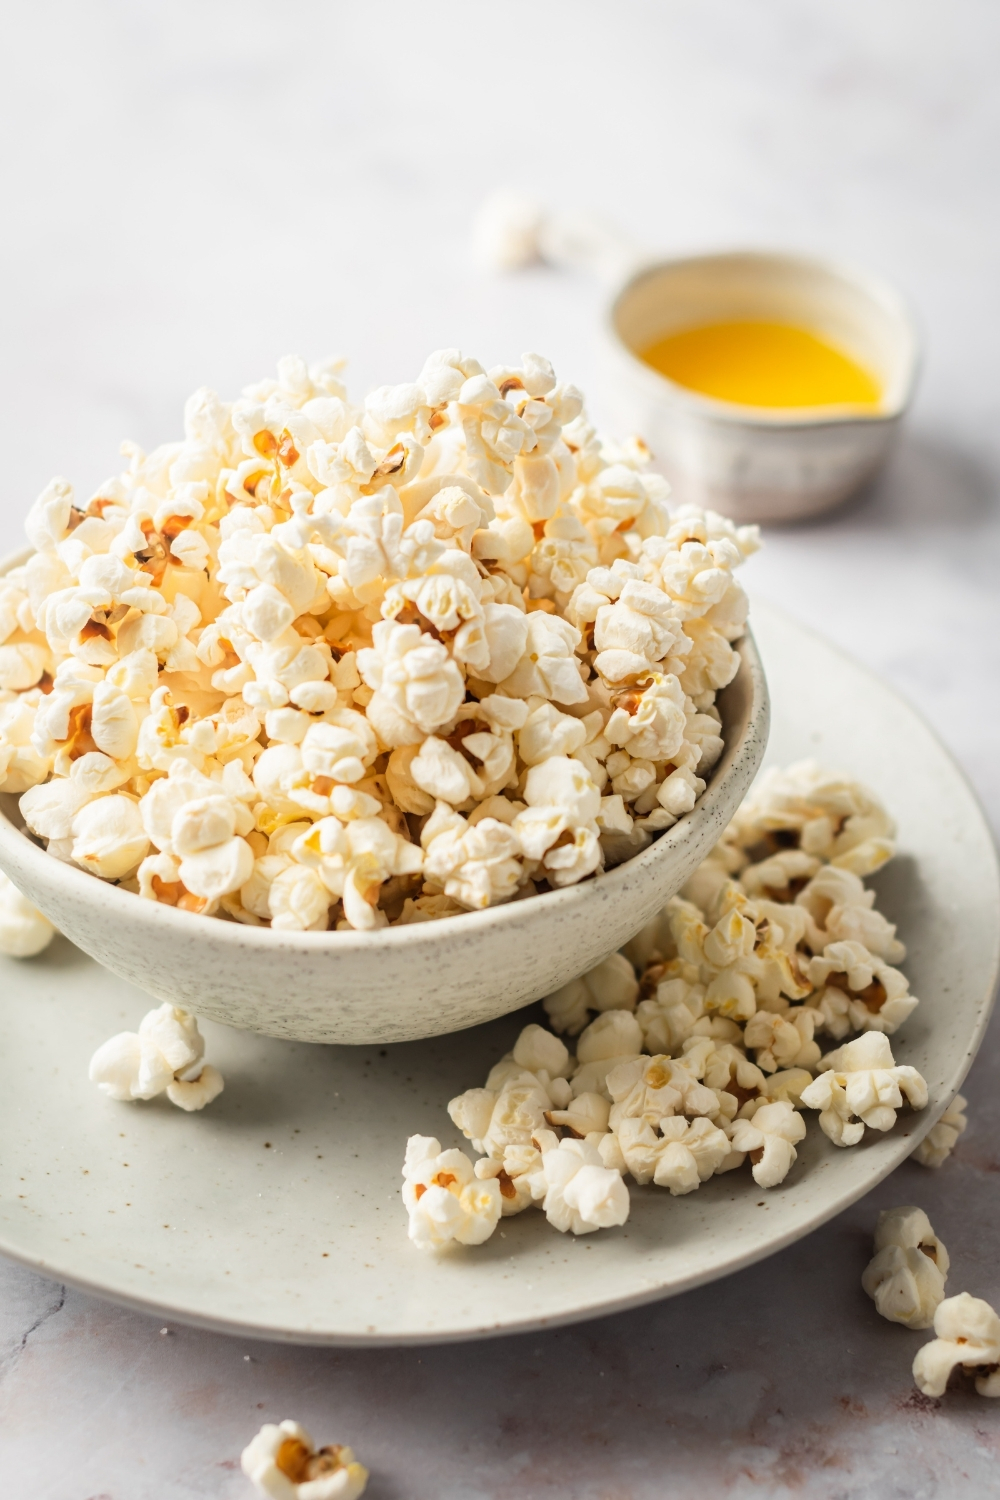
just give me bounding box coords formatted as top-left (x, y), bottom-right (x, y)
top-left (0, 600), bottom-right (996, 1345)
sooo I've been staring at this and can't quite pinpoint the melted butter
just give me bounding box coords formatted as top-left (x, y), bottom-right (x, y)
top-left (640, 320), bottom-right (881, 410)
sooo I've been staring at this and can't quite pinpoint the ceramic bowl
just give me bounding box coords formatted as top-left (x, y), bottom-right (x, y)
top-left (0, 634), bottom-right (768, 1046)
top-left (601, 249), bottom-right (920, 524)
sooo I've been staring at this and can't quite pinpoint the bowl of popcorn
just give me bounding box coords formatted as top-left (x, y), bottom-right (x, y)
top-left (0, 350), bottom-right (767, 1044)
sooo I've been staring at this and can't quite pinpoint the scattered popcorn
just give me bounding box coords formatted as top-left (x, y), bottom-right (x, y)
top-left (912, 1093), bottom-right (968, 1169)
top-left (402, 763), bottom-right (930, 1254)
top-left (799, 1033), bottom-right (927, 1147)
top-left (616, 1114), bottom-right (733, 1193)
top-left (2, 352), bottom-right (758, 929)
top-left (730, 761), bottom-right (896, 875)
top-left (401, 1135), bottom-right (502, 1249)
top-left (88, 1002), bottom-right (224, 1110)
top-left (241, 1419), bottom-right (369, 1499)
top-left (805, 940), bottom-right (917, 1039)
top-left (525, 1130), bottom-right (630, 1233)
top-left (730, 1100), bottom-right (807, 1188)
top-left (912, 1293), bottom-right (1000, 1398)
top-left (862, 1206), bottom-right (949, 1329)
top-left (543, 951), bottom-right (639, 1035)
top-left (0, 869), bottom-right (56, 956)
top-left (471, 190), bottom-right (544, 271)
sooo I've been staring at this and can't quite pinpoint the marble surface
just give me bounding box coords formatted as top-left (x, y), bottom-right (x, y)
top-left (1, 1), bottom-right (999, 1495)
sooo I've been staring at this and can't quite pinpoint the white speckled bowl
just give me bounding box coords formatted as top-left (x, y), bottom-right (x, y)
top-left (0, 631), bottom-right (767, 1045)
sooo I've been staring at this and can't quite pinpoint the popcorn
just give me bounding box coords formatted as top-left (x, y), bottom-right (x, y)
top-left (0, 870), bottom-right (56, 957)
top-left (448, 1073), bottom-right (551, 1161)
top-left (862, 1206), bottom-right (949, 1329)
top-left (2, 351), bottom-right (756, 932)
top-left (401, 1135), bottom-right (502, 1249)
top-left (913, 1094), bottom-right (968, 1168)
top-left (805, 940), bottom-right (918, 1038)
top-left (421, 803), bottom-right (522, 911)
top-left (88, 1003), bottom-right (224, 1111)
top-left (729, 1100), bottom-right (807, 1188)
top-left (0, 694), bottom-right (51, 793)
top-left (543, 951), bottom-right (639, 1035)
top-left (525, 1131), bottom-right (630, 1234)
top-left (402, 761), bottom-right (933, 1257)
top-left (292, 814), bottom-right (423, 930)
top-left (514, 755), bottom-right (603, 887)
top-left (591, 578), bottom-right (686, 683)
top-left (241, 1419), bottom-right (369, 1499)
top-left (742, 1007), bottom-right (820, 1074)
top-left (616, 1115), bottom-right (732, 1192)
top-left (139, 759), bottom-right (255, 907)
top-left (472, 190), bottom-right (544, 271)
top-left (799, 1034), bottom-right (927, 1147)
top-left (576, 1008), bottom-right (644, 1065)
top-left (606, 1053), bottom-right (719, 1130)
top-left (731, 760), bottom-right (896, 875)
top-left (499, 612), bottom-right (588, 705)
top-left (474, 1143), bottom-right (543, 1215)
top-left (70, 794), bottom-right (149, 880)
top-left (796, 864), bottom-right (905, 963)
top-left (912, 1294), bottom-right (1000, 1398)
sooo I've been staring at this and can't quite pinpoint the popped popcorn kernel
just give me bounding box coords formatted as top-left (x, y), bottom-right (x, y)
top-left (799, 1033), bottom-right (927, 1147)
top-left (862, 1206), bottom-right (949, 1329)
top-left (402, 1135), bottom-right (501, 1249)
top-left (241, 1418), bottom-right (369, 1499)
top-left (0, 870), bottom-right (56, 957)
top-left (88, 1002), bottom-right (223, 1111)
top-left (525, 1132), bottom-right (630, 1234)
top-left (912, 1093), bottom-right (968, 1169)
top-left (913, 1293), bottom-right (1000, 1399)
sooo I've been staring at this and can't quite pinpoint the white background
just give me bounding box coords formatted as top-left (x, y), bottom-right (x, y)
top-left (1, 3), bottom-right (998, 1496)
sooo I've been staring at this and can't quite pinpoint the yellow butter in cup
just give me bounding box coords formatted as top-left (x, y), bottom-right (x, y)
top-left (641, 320), bottom-right (882, 411)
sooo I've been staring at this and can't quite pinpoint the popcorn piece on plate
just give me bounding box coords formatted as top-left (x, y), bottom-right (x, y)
top-left (862, 1206), bottom-right (949, 1329)
top-left (401, 1135), bottom-right (501, 1249)
top-left (88, 1002), bottom-right (224, 1111)
top-left (798, 1033), bottom-right (927, 1147)
top-left (615, 1114), bottom-right (732, 1193)
top-left (474, 1142), bottom-right (544, 1216)
top-left (730, 760), bottom-right (896, 875)
top-left (805, 940), bottom-right (918, 1040)
top-left (524, 1130), bottom-right (630, 1234)
top-left (241, 1418), bottom-right (369, 1499)
top-left (0, 870), bottom-right (56, 957)
top-left (729, 1100), bottom-right (807, 1188)
top-left (543, 951), bottom-right (639, 1035)
top-left (912, 1094), bottom-right (968, 1169)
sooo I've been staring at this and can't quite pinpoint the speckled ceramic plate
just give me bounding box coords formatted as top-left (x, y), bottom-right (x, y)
top-left (0, 600), bottom-right (996, 1345)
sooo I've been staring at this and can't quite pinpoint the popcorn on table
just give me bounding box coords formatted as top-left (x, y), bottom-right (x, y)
top-left (241, 1419), bottom-right (369, 1499)
top-left (89, 1003), bottom-right (224, 1111)
top-left (912, 1294), bottom-right (1000, 1398)
top-left (862, 1206), bottom-right (949, 1329)
top-left (1, 349), bottom-right (759, 931)
top-left (402, 763), bottom-right (932, 1254)
top-left (0, 869), bottom-right (56, 957)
